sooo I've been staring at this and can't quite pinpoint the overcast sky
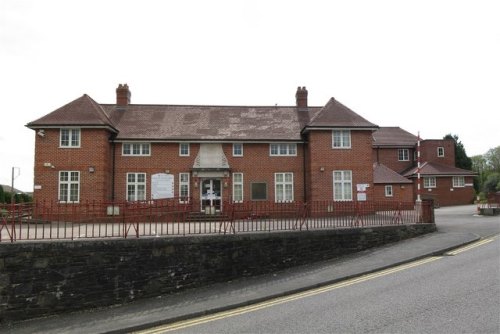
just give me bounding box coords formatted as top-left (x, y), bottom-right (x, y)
top-left (1, 0), bottom-right (499, 192)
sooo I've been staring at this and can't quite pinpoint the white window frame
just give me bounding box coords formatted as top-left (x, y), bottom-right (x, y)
top-left (179, 173), bottom-right (190, 203)
top-left (60, 128), bottom-right (81, 148)
top-left (423, 177), bottom-right (436, 188)
top-left (179, 143), bottom-right (190, 156)
top-left (270, 143), bottom-right (297, 156)
top-left (332, 130), bottom-right (351, 149)
top-left (58, 171), bottom-right (80, 203)
top-left (275, 172), bottom-right (294, 203)
top-left (122, 143), bottom-right (151, 156)
top-left (398, 149), bottom-right (409, 161)
top-left (452, 176), bottom-right (465, 188)
top-left (385, 185), bottom-right (393, 197)
top-left (333, 170), bottom-right (353, 201)
top-left (127, 173), bottom-right (146, 201)
top-left (232, 143), bottom-right (243, 157)
top-left (437, 147), bottom-right (445, 157)
top-left (232, 173), bottom-right (244, 202)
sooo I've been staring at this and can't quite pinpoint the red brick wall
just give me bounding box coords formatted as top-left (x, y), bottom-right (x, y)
top-left (307, 130), bottom-right (374, 202)
top-left (373, 184), bottom-right (413, 203)
top-left (413, 176), bottom-right (475, 206)
top-left (420, 139), bottom-right (455, 166)
top-left (113, 142), bottom-right (200, 203)
top-left (222, 143), bottom-right (305, 204)
top-left (32, 129), bottom-right (113, 203)
top-left (373, 147), bottom-right (415, 173)
top-left (113, 142), bottom-right (305, 210)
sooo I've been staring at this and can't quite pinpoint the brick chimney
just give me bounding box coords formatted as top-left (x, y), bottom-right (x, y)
top-left (116, 84), bottom-right (131, 106)
top-left (295, 86), bottom-right (308, 108)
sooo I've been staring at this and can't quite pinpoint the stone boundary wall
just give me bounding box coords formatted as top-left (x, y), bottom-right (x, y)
top-left (0, 224), bottom-right (436, 324)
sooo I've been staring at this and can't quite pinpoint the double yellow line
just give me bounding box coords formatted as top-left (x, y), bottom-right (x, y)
top-left (134, 257), bottom-right (441, 334)
top-left (135, 236), bottom-right (498, 334)
top-left (445, 236), bottom-right (496, 256)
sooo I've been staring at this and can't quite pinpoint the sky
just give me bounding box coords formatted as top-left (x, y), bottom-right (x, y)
top-left (1, 0), bottom-right (499, 192)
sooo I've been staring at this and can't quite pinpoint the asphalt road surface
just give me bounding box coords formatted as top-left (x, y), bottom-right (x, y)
top-left (136, 207), bottom-right (500, 334)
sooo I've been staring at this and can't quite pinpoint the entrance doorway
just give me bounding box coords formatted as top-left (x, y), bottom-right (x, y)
top-left (200, 179), bottom-right (222, 212)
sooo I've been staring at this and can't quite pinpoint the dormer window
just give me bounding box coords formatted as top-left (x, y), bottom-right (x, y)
top-left (60, 128), bottom-right (80, 148)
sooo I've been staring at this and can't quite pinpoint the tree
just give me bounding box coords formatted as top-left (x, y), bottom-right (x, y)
top-left (483, 172), bottom-right (500, 193)
top-left (444, 134), bottom-right (472, 170)
top-left (0, 185), bottom-right (4, 203)
top-left (484, 146), bottom-right (500, 172)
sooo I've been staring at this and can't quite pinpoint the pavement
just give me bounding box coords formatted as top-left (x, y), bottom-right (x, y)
top-left (2, 205), bottom-right (496, 334)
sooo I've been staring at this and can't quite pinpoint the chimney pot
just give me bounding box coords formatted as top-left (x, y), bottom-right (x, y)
top-left (116, 83), bottom-right (131, 106)
top-left (295, 86), bottom-right (308, 108)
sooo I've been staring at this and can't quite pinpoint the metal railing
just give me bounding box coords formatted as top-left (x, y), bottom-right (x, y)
top-left (0, 199), bottom-right (433, 242)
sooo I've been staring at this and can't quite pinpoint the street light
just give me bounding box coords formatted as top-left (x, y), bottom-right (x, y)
top-left (11, 167), bottom-right (20, 204)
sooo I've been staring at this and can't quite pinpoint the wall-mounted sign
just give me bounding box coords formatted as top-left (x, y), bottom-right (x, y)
top-left (151, 173), bottom-right (174, 199)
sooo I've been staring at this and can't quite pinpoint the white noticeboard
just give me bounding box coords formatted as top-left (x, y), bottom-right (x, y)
top-left (356, 183), bottom-right (369, 201)
top-left (151, 173), bottom-right (174, 199)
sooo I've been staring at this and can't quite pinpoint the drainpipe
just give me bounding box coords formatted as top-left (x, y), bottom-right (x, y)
top-left (110, 136), bottom-right (116, 202)
top-left (302, 140), bottom-right (307, 202)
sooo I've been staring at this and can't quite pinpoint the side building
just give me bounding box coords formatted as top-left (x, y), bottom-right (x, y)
top-left (373, 127), bottom-right (476, 206)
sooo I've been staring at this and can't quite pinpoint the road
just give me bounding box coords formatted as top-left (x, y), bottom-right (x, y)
top-left (135, 206), bottom-right (500, 334)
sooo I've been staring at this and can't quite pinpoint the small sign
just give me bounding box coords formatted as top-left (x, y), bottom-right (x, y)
top-left (151, 173), bottom-right (174, 199)
top-left (34, 185), bottom-right (42, 190)
top-left (356, 184), bottom-right (369, 192)
top-left (357, 193), bottom-right (367, 201)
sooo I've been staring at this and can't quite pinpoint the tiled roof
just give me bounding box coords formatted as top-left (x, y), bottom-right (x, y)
top-left (373, 163), bottom-right (413, 184)
top-left (100, 104), bottom-right (322, 141)
top-left (26, 95), bottom-right (117, 131)
top-left (26, 90), bottom-right (381, 141)
top-left (373, 127), bottom-right (417, 147)
top-left (305, 98), bottom-right (378, 129)
top-left (403, 162), bottom-right (476, 177)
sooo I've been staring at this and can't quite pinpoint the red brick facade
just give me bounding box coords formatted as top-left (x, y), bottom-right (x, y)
top-left (27, 85), bottom-right (476, 208)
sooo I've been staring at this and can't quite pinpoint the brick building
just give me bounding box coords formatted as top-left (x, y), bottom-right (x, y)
top-left (26, 84), bottom-right (475, 210)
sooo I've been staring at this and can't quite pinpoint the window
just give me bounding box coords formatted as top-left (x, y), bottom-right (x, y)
top-left (453, 176), bottom-right (465, 188)
top-left (233, 143), bottom-right (243, 157)
top-left (423, 177), bottom-right (436, 188)
top-left (437, 147), bottom-right (445, 157)
top-left (232, 173), bottom-right (243, 202)
top-left (179, 143), bottom-right (190, 156)
top-left (60, 128), bottom-right (80, 148)
top-left (122, 143), bottom-right (151, 156)
top-left (333, 170), bottom-right (352, 201)
top-left (398, 149), bottom-right (409, 161)
top-left (332, 130), bottom-right (351, 148)
top-left (385, 185), bottom-right (393, 197)
top-left (127, 173), bottom-right (146, 201)
top-left (59, 171), bottom-right (80, 203)
top-left (270, 143), bottom-right (297, 156)
top-left (275, 173), bottom-right (294, 202)
top-left (179, 173), bottom-right (190, 202)
top-left (251, 182), bottom-right (267, 200)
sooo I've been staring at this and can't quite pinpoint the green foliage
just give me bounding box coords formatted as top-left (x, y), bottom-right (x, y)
top-left (483, 172), bottom-right (500, 193)
top-left (444, 134), bottom-right (472, 170)
top-left (484, 146), bottom-right (500, 172)
top-left (0, 185), bottom-right (4, 203)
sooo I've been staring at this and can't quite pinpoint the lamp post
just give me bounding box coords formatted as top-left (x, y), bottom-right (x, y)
top-left (11, 167), bottom-right (20, 204)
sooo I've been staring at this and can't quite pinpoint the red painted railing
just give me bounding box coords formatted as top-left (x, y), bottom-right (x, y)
top-left (0, 199), bottom-right (433, 242)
